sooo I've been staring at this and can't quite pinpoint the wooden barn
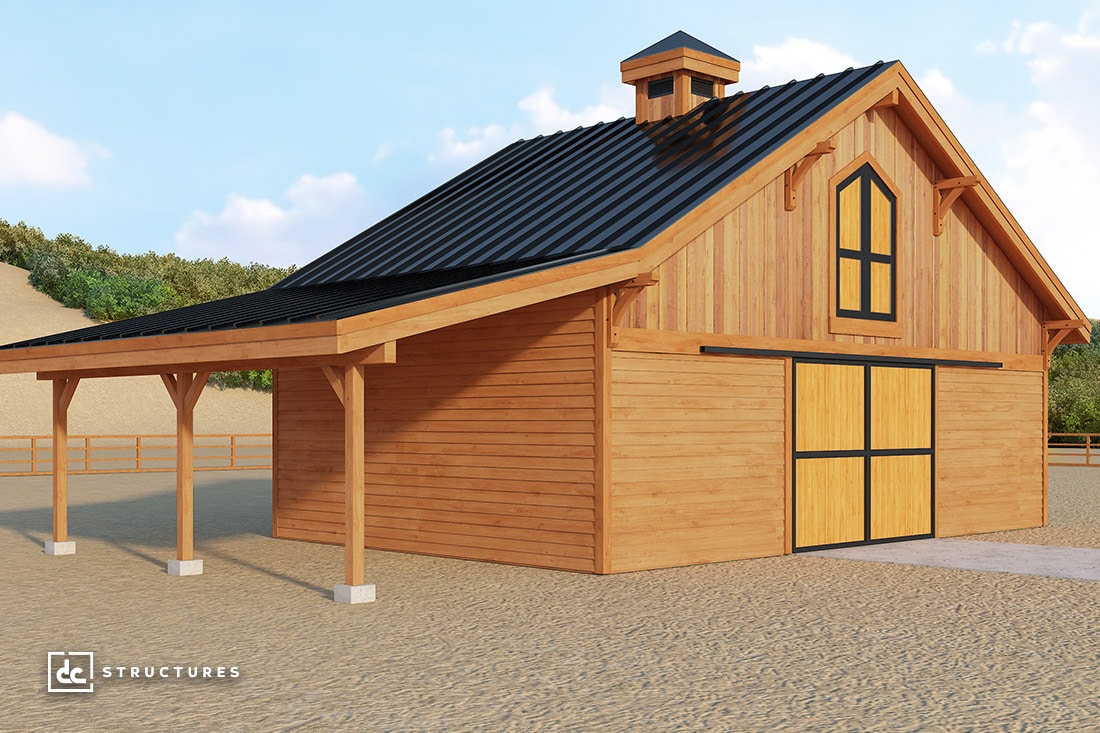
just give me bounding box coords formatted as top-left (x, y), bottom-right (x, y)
top-left (0, 32), bottom-right (1089, 602)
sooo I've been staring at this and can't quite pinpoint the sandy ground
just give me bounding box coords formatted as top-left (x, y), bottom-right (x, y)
top-left (0, 467), bottom-right (1097, 732)
top-left (0, 262), bottom-right (271, 435)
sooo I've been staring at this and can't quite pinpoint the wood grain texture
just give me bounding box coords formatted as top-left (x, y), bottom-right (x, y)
top-left (619, 107), bottom-right (1046, 356)
top-left (870, 367), bottom-right (932, 450)
top-left (936, 367), bottom-right (1044, 536)
top-left (274, 292), bottom-right (599, 572)
top-left (795, 362), bottom-right (864, 452)
top-left (870, 455), bottom-right (931, 539)
top-left (795, 456), bottom-right (864, 547)
top-left (609, 352), bottom-right (786, 572)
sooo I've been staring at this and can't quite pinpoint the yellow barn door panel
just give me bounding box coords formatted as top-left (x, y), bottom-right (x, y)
top-left (795, 362), bottom-right (864, 452)
top-left (871, 367), bottom-right (932, 450)
top-left (795, 457), bottom-right (865, 547)
top-left (793, 360), bottom-right (934, 550)
top-left (870, 455), bottom-right (932, 540)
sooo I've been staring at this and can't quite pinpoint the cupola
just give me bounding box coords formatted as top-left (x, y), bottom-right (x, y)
top-left (620, 31), bottom-right (740, 124)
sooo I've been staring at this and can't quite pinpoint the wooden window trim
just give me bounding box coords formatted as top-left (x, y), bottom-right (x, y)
top-left (828, 152), bottom-right (903, 339)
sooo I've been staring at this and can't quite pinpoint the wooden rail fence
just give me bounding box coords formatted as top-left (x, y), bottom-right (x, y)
top-left (2, 432), bottom-right (1093, 475)
top-left (1048, 433), bottom-right (1100, 467)
top-left (0, 434), bottom-right (272, 477)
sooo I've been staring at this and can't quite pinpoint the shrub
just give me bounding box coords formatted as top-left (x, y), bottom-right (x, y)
top-left (0, 217), bottom-right (294, 392)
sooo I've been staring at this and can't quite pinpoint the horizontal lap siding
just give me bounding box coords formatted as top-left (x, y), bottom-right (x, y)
top-left (936, 368), bottom-right (1044, 535)
top-left (609, 353), bottom-right (786, 571)
top-left (274, 293), bottom-right (598, 572)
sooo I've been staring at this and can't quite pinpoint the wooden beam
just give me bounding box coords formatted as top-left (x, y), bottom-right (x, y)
top-left (51, 378), bottom-right (80, 543)
top-left (321, 366), bottom-right (345, 405)
top-left (784, 141), bottom-right (836, 211)
top-left (872, 89), bottom-right (900, 109)
top-left (343, 364), bottom-right (366, 587)
top-left (1044, 319), bottom-right (1091, 332)
top-left (613, 327), bottom-right (1046, 372)
top-left (36, 344), bottom-right (400, 381)
top-left (933, 176), bottom-right (982, 236)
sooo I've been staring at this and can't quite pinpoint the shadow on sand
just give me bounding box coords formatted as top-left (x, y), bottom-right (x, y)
top-left (0, 471), bottom-right (330, 596)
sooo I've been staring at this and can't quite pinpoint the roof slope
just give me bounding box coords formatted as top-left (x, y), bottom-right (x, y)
top-left (2, 61), bottom-right (894, 350)
top-left (621, 30), bottom-right (739, 63)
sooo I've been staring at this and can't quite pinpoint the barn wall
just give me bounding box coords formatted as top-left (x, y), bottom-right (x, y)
top-left (608, 352), bottom-right (787, 571)
top-left (935, 367), bottom-right (1045, 536)
top-left (274, 292), bottom-right (599, 572)
top-left (619, 106), bottom-right (1045, 356)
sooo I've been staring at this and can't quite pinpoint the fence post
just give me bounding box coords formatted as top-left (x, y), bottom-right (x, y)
top-left (1088, 435), bottom-right (1093, 467)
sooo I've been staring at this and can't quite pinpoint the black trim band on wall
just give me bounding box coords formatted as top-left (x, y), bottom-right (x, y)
top-left (700, 345), bottom-right (1002, 369)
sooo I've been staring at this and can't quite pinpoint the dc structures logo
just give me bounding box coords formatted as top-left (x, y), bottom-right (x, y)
top-left (47, 652), bottom-right (94, 693)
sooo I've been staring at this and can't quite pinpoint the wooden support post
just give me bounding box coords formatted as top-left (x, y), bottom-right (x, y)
top-left (47, 377), bottom-right (80, 555)
top-left (334, 364), bottom-right (374, 604)
top-left (344, 364), bottom-right (365, 586)
top-left (161, 371), bottom-right (209, 575)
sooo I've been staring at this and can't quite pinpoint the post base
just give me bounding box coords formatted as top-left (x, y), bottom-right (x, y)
top-left (45, 540), bottom-right (76, 555)
top-left (334, 583), bottom-right (376, 604)
top-left (168, 559), bottom-right (204, 576)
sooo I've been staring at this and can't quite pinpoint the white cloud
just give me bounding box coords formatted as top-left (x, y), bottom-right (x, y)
top-left (173, 172), bottom-right (373, 267)
top-left (431, 124), bottom-right (514, 163)
top-left (976, 11), bottom-right (1100, 316)
top-left (0, 112), bottom-right (106, 188)
top-left (429, 84), bottom-right (633, 166)
top-left (518, 85), bottom-right (633, 135)
top-left (918, 69), bottom-right (955, 105)
top-left (740, 38), bottom-right (860, 87)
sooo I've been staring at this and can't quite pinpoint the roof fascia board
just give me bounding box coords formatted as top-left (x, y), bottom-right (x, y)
top-left (34, 343), bottom-right (396, 380)
top-left (621, 48), bottom-right (741, 83)
top-left (0, 331), bottom-right (342, 376)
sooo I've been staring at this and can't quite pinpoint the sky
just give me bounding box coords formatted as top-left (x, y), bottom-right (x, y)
top-left (2, 1), bottom-right (1100, 314)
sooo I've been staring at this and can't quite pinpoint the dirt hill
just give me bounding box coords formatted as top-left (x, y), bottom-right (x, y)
top-left (0, 262), bottom-right (271, 435)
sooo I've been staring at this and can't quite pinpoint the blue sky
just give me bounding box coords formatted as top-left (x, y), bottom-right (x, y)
top-left (3, 1), bottom-right (1100, 313)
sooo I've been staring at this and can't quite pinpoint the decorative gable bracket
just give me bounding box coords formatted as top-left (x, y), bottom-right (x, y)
top-left (611, 273), bottom-right (659, 324)
top-left (784, 141), bottom-right (836, 211)
top-left (933, 176), bottom-right (981, 236)
top-left (1044, 319), bottom-right (1092, 366)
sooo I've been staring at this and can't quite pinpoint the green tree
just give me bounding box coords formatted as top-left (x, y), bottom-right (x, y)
top-left (0, 217), bottom-right (297, 391)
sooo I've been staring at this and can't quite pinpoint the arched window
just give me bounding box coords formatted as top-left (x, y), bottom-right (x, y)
top-left (829, 155), bottom-right (902, 338)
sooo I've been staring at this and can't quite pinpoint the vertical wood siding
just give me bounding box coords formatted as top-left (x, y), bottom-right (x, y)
top-left (621, 107), bottom-right (1045, 355)
top-left (275, 292), bottom-right (599, 572)
top-left (609, 353), bottom-right (786, 571)
top-left (936, 367), bottom-right (1045, 535)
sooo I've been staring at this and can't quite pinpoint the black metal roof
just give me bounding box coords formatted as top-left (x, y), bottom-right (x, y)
top-left (280, 60), bottom-right (892, 289)
top-left (622, 30), bottom-right (739, 63)
top-left (1, 60), bottom-right (894, 350)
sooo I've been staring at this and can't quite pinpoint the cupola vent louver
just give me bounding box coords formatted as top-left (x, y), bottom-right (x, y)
top-left (691, 77), bottom-right (715, 98)
top-left (648, 77), bottom-right (674, 99)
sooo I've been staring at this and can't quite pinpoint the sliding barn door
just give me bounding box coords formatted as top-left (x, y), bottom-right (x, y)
top-left (793, 360), bottom-right (933, 550)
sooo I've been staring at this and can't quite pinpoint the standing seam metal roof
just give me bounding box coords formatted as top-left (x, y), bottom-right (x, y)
top-left (1, 61), bottom-right (894, 350)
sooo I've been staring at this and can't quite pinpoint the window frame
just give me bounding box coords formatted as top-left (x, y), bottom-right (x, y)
top-left (828, 153), bottom-right (904, 339)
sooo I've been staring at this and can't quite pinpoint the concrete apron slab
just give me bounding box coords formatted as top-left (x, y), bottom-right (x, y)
top-left (804, 538), bottom-right (1100, 581)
